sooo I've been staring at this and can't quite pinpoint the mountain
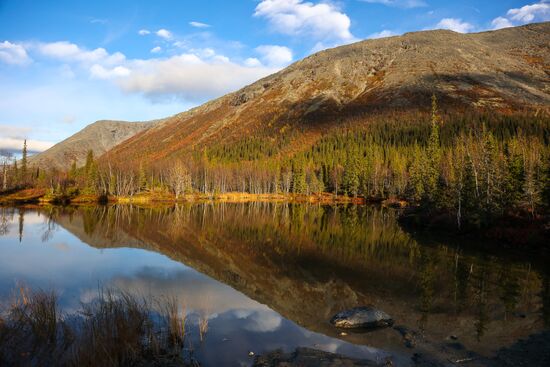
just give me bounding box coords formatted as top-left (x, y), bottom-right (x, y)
top-left (102, 22), bottom-right (550, 167)
top-left (29, 120), bottom-right (155, 170)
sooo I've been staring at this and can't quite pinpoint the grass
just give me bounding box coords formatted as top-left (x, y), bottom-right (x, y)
top-left (0, 188), bottom-right (46, 204)
top-left (0, 286), bottom-right (200, 367)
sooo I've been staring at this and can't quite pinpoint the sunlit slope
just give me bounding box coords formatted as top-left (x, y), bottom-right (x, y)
top-left (101, 22), bottom-right (550, 166)
top-left (29, 120), bottom-right (155, 170)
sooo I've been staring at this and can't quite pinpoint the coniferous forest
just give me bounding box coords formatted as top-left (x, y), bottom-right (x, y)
top-left (1, 97), bottom-right (549, 235)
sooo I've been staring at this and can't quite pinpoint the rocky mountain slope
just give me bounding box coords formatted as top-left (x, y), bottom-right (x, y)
top-left (101, 22), bottom-right (550, 167)
top-left (29, 120), bottom-right (155, 169)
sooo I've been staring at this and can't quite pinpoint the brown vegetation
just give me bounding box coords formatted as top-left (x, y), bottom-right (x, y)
top-left (0, 286), bottom-right (196, 367)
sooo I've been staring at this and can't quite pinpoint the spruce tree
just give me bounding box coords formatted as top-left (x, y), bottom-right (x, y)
top-left (343, 152), bottom-right (360, 197)
top-left (425, 95), bottom-right (442, 205)
top-left (21, 139), bottom-right (28, 186)
top-left (292, 158), bottom-right (307, 194)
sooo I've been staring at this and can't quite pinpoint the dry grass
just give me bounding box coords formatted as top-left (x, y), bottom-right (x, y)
top-left (0, 286), bottom-right (195, 367)
top-left (198, 314), bottom-right (209, 343)
top-left (0, 188), bottom-right (47, 204)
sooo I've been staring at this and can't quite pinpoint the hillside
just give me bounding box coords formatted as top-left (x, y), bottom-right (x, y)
top-left (102, 22), bottom-right (550, 166)
top-left (28, 120), bottom-right (155, 170)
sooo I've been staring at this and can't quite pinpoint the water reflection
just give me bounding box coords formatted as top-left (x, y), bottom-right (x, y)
top-left (0, 204), bottom-right (547, 365)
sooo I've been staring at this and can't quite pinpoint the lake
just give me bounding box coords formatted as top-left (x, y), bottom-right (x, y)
top-left (0, 204), bottom-right (547, 366)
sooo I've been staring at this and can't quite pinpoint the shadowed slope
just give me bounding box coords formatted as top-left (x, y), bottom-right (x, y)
top-left (102, 23), bottom-right (550, 167)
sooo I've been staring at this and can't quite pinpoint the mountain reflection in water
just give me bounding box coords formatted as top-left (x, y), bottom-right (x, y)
top-left (0, 204), bottom-right (547, 366)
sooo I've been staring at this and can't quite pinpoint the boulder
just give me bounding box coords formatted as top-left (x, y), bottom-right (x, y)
top-left (330, 307), bottom-right (393, 329)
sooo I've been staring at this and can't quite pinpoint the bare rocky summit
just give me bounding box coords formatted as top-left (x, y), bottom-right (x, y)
top-left (34, 23), bottom-right (549, 169)
top-left (29, 120), bottom-right (155, 169)
top-left (102, 22), bottom-right (550, 167)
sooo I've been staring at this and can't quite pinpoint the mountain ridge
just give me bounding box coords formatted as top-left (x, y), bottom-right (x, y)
top-left (28, 23), bottom-right (550, 170)
top-left (28, 119), bottom-right (160, 169)
top-left (101, 22), bottom-right (550, 167)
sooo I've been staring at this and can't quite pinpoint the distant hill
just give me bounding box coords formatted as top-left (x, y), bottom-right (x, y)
top-left (29, 120), bottom-right (155, 170)
top-left (101, 22), bottom-right (550, 167)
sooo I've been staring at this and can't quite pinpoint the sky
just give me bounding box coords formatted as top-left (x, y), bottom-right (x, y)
top-left (0, 0), bottom-right (549, 154)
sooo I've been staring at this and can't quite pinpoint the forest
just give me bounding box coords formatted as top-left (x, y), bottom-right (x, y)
top-left (1, 97), bottom-right (549, 231)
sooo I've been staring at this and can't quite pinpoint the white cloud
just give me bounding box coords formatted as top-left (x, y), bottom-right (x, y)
top-left (150, 46), bottom-right (162, 54)
top-left (37, 41), bottom-right (126, 65)
top-left (491, 17), bottom-right (514, 29)
top-left (435, 18), bottom-right (475, 33)
top-left (254, 0), bottom-right (355, 43)
top-left (491, 1), bottom-right (550, 29)
top-left (367, 29), bottom-right (398, 39)
top-left (189, 21), bottom-right (211, 28)
top-left (156, 29), bottom-right (173, 40)
top-left (244, 57), bottom-right (262, 67)
top-left (117, 54), bottom-right (278, 102)
top-left (255, 45), bottom-right (293, 67)
top-left (212, 55), bottom-right (230, 63)
top-left (0, 137), bottom-right (54, 153)
top-left (0, 41), bottom-right (32, 65)
top-left (138, 29), bottom-right (151, 35)
top-left (360, 0), bottom-right (427, 8)
top-left (90, 64), bottom-right (131, 79)
top-left (0, 125), bottom-right (31, 139)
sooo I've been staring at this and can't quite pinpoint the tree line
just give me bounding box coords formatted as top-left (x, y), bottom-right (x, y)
top-left (2, 97), bottom-right (549, 229)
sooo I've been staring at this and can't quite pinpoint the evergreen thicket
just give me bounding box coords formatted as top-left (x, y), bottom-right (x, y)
top-left (2, 99), bottom-right (549, 229)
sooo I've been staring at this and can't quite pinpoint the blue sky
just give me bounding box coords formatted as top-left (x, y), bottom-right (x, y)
top-left (0, 0), bottom-right (548, 153)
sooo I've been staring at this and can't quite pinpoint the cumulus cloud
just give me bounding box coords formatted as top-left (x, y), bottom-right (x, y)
top-left (255, 45), bottom-right (293, 67)
top-left (0, 129), bottom-right (57, 160)
top-left (116, 54), bottom-right (278, 102)
top-left (156, 29), bottom-right (173, 40)
top-left (244, 58), bottom-right (262, 67)
top-left (360, 0), bottom-right (427, 8)
top-left (189, 21), bottom-right (211, 28)
top-left (0, 137), bottom-right (54, 153)
top-left (367, 29), bottom-right (398, 39)
top-left (435, 18), bottom-right (475, 33)
top-left (90, 64), bottom-right (131, 79)
top-left (138, 29), bottom-right (151, 35)
top-left (491, 1), bottom-right (550, 29)
top-left (150, 46), bottom-right (162, 54)
top-left (0, 41), bottom-right (32, 65)
top-left (37, 41), bottom-right (126, 65)
top-left (254, 0), bottom-right (355, 43)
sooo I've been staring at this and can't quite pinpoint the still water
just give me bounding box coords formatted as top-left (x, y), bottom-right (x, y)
top-left (0, 204), bottom-right (547, 366)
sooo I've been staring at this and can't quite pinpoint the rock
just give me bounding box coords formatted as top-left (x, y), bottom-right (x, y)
top-left (393, 325), bottom-right (418, 348)
top-left (330, 306), bottom-right (393, 329)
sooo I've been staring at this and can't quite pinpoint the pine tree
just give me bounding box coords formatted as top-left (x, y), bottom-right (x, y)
top-left (343, 152), bottom-right (360, 197)
top-left (504, 139), bottom-right (524, 208)
top-left (425, 95), bottom-right (442, 205)
top-left (13, 159), bottom-right (19, 187)
top-left (480, 127), bottom-right (500, 219)
top-left (84, 150), bottom-right (94, 174)
top-left (84, 150), bottom-right (97, 194)
top-left (21, 139), bottom-right (28, 186)
top-left (292, 158), bottom-right (307, 194)
top-left (69, 160), bottom-right (77, 180)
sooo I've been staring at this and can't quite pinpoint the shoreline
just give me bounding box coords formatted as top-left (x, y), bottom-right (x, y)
top-left (2, 188), bottom-right (547, 251)
top-left (0, 188), bottom-right (398, 206)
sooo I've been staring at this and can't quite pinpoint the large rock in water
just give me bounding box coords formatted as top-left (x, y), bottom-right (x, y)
top-left (330, 307), bottom-right (393, 329)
